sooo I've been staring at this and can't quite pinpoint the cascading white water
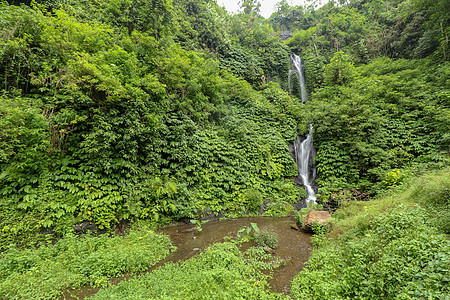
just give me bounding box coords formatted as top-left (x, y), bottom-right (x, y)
top-left (290, 54), bottom-right (316, 204)
top-left (294, 125), bottom-right (316, 204)
top-left (289, 54), bottom-right (307, 104)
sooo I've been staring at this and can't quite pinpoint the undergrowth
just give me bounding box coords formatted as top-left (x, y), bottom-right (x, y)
top-left (90, 243), bottom-right (289, 300)
top-left (291, 167), bottom-right (450, 299)
top-left (0, 229), bottom-right (174, 300)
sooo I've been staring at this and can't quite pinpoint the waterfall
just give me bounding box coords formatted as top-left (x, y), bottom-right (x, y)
top-left (289, 54), bottom-right (307, 104)
top-left (290, 54), bottom-right (316, 205)
top-left (294, 125), bottom-right (317, 204)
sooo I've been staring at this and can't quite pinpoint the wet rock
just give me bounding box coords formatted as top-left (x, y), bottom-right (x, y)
top-left (302, 211), bottom-right (331, 232)
top-left (258, 199), bottom-right (273, 215)
top-left (329, 189), bottom-right (369, 207)
top-left (290, 223), bottom-right (300, 230)
top-left (197, 208), bottom-right (224, 222)
top-left (280, 30), bottom-right (293, 41)
top-left (74, 221), bottom-right (97, 233)
top-left (40, 228), bottom-right (54, 235)
top-left (183, 227), bottom-right (197, 232)
top-left (351, 188), bottom-right (369, 201)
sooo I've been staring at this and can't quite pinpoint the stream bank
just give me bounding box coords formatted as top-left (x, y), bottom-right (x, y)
top-left (65, 216), bottom-right (311, 299)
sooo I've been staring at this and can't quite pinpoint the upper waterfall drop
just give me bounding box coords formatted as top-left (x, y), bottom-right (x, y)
top-left (289, 54), bottom-right (307, 104)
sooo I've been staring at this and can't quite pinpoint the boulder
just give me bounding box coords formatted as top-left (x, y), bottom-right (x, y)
top-left (74, 221), bottom-right (97, 233)
top-left (263, 247), bottom-right (274, 253)
top-left (302, 210), bottom-right (332, 232)
top-left (290, 223), bottom-right (300, 230)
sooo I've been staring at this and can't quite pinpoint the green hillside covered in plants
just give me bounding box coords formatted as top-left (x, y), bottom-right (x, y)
top-left (0, 0), bottom-right (448, 299)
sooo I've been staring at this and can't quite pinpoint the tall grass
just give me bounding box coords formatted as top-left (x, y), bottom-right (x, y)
top-left (0, 229), bottom-right (174, 299)
top-left (291, 167), bottom-right (450, 299)
top-left (90, 243), bottom-right (289, 300)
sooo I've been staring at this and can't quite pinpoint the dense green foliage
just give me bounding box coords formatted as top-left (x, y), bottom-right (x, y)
top-left (291, 168), bottom-right (450, 299)
top-left (300, 55), bottom-right (449, 197)
top-left (0, 229), bottom-right (174, 299)
top-left (0, 0), bottom-right (449, 298)
top-left (90, 243), bottom-right (288, 299)
top-left (1, 0), bottom-right (447, 243)
top-left (268, 0), bottom-right (449, 200)
top-left (0, 1), bottom-right (302, 248)
top-left (275, 0), bottom-right (449, 63)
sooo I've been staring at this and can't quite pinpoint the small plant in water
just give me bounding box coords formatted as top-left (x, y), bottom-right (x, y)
top-left (236, 222), bottom-right (260, 241)
top-left (231, 223), bottom-right (278, 249)
top-left (254, 230), bottom-right (278, 249)
top-left (190, 219), bottom-right (209, 232)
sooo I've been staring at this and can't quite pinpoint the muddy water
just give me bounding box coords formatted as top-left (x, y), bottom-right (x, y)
top-left (160, 216), bottom-right (312, 295)
top-left (65, 217), bottom-right (311, 299)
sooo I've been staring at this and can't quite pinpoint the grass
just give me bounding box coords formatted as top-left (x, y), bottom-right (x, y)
top-left (90, 243), bottom-right (289, 300)
top-left (291, 167), bottom-right (450, 299)
top-left (331, 166), bottom-right (450, 235)
top-left (0, 228), bottom-right (175, 300)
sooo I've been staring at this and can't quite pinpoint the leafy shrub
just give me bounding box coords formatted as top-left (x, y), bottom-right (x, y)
top-left (300, 56), bottom-right (448, 198)
top-left (295, 211), bottom-right (305, 228)
top-left (0, 230), bottom-right (174, 299)
top-left (0, 2), bottom-right (304, 244)
top-left (408, 167), bottom-right (450, 234)
top-left (254, 230), bottom-right (279, 249)
top-left (244, 188), bottom-right (263, 213)
top-left (233, 223), bottom-right (260, 244)
top-left (383, 168), bottom-right (406, 186)
top-left (292, 208), bottom-right (449, 299)
top-left (264, 200), bottom-right (295, 217)
top-left (310, 221), bottom-right (328, 235)
top-left (323, 51), bottom-right (358, 86)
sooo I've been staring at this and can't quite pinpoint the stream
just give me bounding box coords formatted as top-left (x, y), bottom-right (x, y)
top-left (65, 216), bottom-right (311, 299)
top-left (160, 216), bottom-right (312, 295)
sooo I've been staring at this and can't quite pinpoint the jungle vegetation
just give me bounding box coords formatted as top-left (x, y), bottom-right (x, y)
top-left (0, 0), bottom-right (448, 298)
